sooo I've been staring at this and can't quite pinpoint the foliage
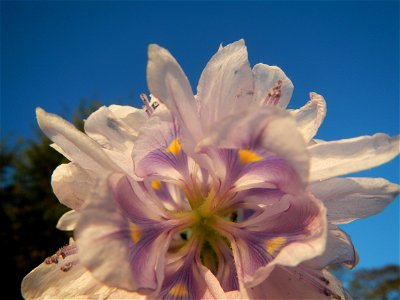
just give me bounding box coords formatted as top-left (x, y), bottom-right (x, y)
top-left (349, 265), bottom-right (400, 300)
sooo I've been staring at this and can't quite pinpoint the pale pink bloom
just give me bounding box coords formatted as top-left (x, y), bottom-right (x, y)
top-left (22, 40), bottom-right (399, 299)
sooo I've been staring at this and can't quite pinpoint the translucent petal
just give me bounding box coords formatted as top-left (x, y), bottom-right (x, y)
top-left (147, 44), bottom-right (202, 150)
top-left (310, 177), bottom-right (399, 224)
top-left (252, 63), bottom-right (294, 109)
top-left (309, 133), bottom-right (400, 182)
top-left (84, 105), bottom-right (147, 175)
top-left (305, 225), bottom-right (358, 269)
top-left (197, 40), bottom-right (253, 128)
top-left (52, 163), bottom-right (96, 211)
top-left (290, 92), bottom-right (326, 143)
top-left (75, 177), bottom-right (173, 292)
top-left (56, 210), bottom-right (78, 231)
top-left (36, 108), bottom-right (120, 173)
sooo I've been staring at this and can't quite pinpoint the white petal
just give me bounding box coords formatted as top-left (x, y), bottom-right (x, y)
top-left (84, 105), bottom-right (147, 175)
top-left (84, 105), bottom-right (146, 151)
top-left (290, 92), bottom-right (326, 143)
top-left (310, 177), bottom-right (400, 224)
top-left (305, 225), bottom-right (358, 269)
top-left (52, 163), bottom-right (96, 211)
top-left (252, 63), bottom-right (294, 108)
top-left (147, 44), bottom-right (202, 149)
top-left (309, 133), bottom-right (400, 182)
top-left (197, 39), bottom-right (253, 127)
top-left (36, 108), bottom-right (120, 174)
top-left (56, 210), bottom-right (79, 231)
top-left (21, 260), bottom-right (115, 299)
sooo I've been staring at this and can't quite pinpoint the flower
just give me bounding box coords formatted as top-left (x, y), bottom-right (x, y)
top-left (22, 40), bottom-right (399, 299)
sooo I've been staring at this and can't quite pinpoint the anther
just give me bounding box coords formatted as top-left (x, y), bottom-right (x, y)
top-left (60, 260), bottom-right (78, 272)
top-left (45, 255), bottom-right (59, 264)
top-left (59, 244), bottom-right (77, 258)
top-left (264, 79), bottom-right (283, 106)
top-left (44, 243), bottom-right (77, 265)
top-left (140, 93), bottom-right (154, 116)
top-left (319, 276), bottom-right (330, 285)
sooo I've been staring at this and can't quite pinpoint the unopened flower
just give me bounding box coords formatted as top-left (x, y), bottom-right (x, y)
top-left (22, 40), bottom-right (399, 299)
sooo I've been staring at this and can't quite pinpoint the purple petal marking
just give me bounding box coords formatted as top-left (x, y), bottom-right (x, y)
top-left (76, 176), bottom-right (182, 292)
top-left (220, 193), bottom-right (327, 286)
top-left (132, 108), bottom-right (191, 183)
top-left (160, 250), bottom-right (226, 300)
top-left (212, 240), bottom-right (239, 292)
top-left (147, 44), bottom-right (203, 150)
top-left (235, 157), bottom-right (302, 194)
top-left (197, 106), bottom-right (309, 185)
top-left (110, 174), bottom-right (167, 221)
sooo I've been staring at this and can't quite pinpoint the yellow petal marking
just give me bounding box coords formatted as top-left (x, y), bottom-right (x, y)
top-left (265, 237), bottom-right (287, 255)
top-left (239, 149), bottom-right (263, 164)
top-left (169, 282), bottom-right (189, 297)
top-left (166, 138), bottom-right (181, 156)
top-left (151, 180), bottom-right (161, 190)
top-left (129, 223), bottom-right (141, 244)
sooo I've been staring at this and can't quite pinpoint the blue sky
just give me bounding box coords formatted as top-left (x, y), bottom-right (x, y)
top-left (2, 1), bottom-right (399, 270)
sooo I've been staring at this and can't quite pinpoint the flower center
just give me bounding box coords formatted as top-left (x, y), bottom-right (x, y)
top-left (172, 185), bottom-right (234, 275)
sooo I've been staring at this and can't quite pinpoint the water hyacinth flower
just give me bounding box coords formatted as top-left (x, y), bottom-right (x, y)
top-left (22, 40), bottom-right (399, 299)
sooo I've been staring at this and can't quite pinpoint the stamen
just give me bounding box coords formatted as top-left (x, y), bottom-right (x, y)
top-left (60, 260), bottom-right (78, 272)
top-left (151, 180), bottom-right (161, 190)
top-left (265, 236), bottom-right (287, 255)
top-left (44, 243), bottom-right (77, 264)
top-left (166, 138), bottom-right (181, 156)
top-left (264, 79), bottom-right (282, 106)
top-left (238, 149), bottom-right (263, 164)
top-left (129, 222), bottom-right (142, 244)
top-left (140, 93), bottom-right (154, 116)
top-left (169, 282), bottom-right (189, 297)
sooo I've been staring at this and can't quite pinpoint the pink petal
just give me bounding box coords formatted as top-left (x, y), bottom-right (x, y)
top-left (234, 156), bottom-right (302, 194)
top-left (159, 253), bottom-right (227, 299)
top-left (197, 107), bottom-right (309, 185)
top-left (75, 177), bottom-right (173, 292)
top-left (231, 193), bottom-right (327, 287)
top-left (247, 266), bottom-right (347, 299)
top-left (132, 108), bottom-right (191, 182)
